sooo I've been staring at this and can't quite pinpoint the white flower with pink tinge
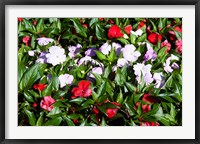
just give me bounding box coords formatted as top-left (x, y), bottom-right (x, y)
top-left (37, 37), bottom-right (54, 46)
top-left (46, 46), bottom-right (66, 66)
top-left (58, 74), bottom-right (74, 88)
top-left (122, 44), bottom-right (141, 62)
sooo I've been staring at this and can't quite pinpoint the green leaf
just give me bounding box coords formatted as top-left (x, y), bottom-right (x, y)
top-left (125, 82), bottom-right (136, 93)
top-left (36, 112), bottom-right (44, 126)
top-left (36, 18), bottom-right (44, 33)
top-left (64, 116), bottom-right (75, 126)
top-left (42, 75), bottom-right (59, 96)
top-left (100, 117), bottom-right (107, 126)
top-left (95, 24), bottom-right (106, 40)
top-left (95, 50), bottom-right (106, 61)
top-left (89, 18), bottom-right (98, 27)
top-left (91, 73), bottom-right (102, 86)
top-left (23, 18), bottom-right (34, 33)
top-left (114, 68), bottom-right (123, 86)
top-left (19, 63), bottom-right (43, 91)
top-left (71, 19), bottom-right (87, 38)
top-left (24, 109), bottom-right (36, 126)
top-left (70, 97), bottom-right (86, 105)
top-left (46, 107), bottom-right (61, 118)
top-left (107, 48), bottom-right (116, 62)
top-left (117, 38), bottom-right (130, 45)
top-left (18, 61), bottom-right (26, 85)
top-left (24, 90), bottom-right (35, 102)
top-left (121, 65), bottom-right (127, 83)
top-left (125, 103), bottom-right (136, 116)
top-left (97, 81), bottom-right (107, 97)
top-left (133, 93), bottom-right (143, 103)
top-left (170, 103), bottom-right (177, 119)
top-left (116, 89), bottom-right (123, 104)
top-left (103, 65), bottom-right (112, 78)
top-left (173, 29), bottom-right (182, 40)
top-left (81, 99), bottom-right (94, 108)
top-left (44, 117), bottom-right (62, 126)
top-left (130, 32), bottom-right (137, 44)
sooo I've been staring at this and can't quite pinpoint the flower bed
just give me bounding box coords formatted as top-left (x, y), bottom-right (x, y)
top-left (18, 18), bottom-right (182, 126)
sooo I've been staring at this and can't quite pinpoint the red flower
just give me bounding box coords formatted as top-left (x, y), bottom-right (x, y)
top-left (124, 25), bottom-right (132, 35)
top-left (40, 96), bottom-right (56, 111)
top-left (33, 83), bottom-right (47, 91)
top-left (93, 107), bottom-right (99, 114)
top-left (71, 80), bottom-right (92, 99)
top-left (108, 25), bottom-right (124, 39)
top-left (109, 19), bottom-right (115, 24)
top-left (168, 26), bottom-right (182, 41)
top-left (133, 102), bottom-right (151, 113)
top-left (99, 18), bottom-right (104, 21)
top-left (106, 102), bottom-right (120, 119)
top-left (175, 39), bottom-right (182, 54)
top-left (73, 119), bottom-right (79, 124)
top-left (148, 33), bottom-right (162, 45)
top-left (32, 102), bottom-right (37, 108)
top-left (138, 21), bottom-right (145, 29)
top-left (32, 20), bottom-right (37, 26)
top-left (82, 24), bottom-right (88, 29)
top-left (22, 36), bottom-right (30, 46)
top-left (161, 40), bottom-right (171, 53)
top-left (142, 94), bottom-right (158, 103)
top-left (18, 18), bottom-right (23, 22)
top-left (140, 121), bottom-right (160, 126)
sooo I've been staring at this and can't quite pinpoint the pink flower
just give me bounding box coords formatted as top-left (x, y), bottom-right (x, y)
top-left (161, 40), bottom-right (171, 53)
top-left (22, 36), bottom-right (30, 46)
top-left (175, 39), bottom-right (182, 54)
top-left (40, 96), bottom-right (56, 111)
top-left (141, 121), bottom-right (160, 126)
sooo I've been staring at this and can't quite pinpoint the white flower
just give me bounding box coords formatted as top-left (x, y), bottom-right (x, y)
top-left (122, 44), bottom-right (141, 62)
top-left (99, 43), bottom-right (111, 55)
top-left (153, 73), bottom-right (165, 88)
top-left (37, 37), bottom-right (54, 46)
top-left (163, 54), bottom-right (179, 73)
top-left (78, 56), bottom-right (92, 66)
top-left (28, 50), bottom-right (35, 56)
top-left (130, 29), bottom-right (143, 37)
top-left (117, 58), bottom-right (129, 67)
top-left (46, 46), bottom-right (66, 66)
top-left (58, 74), bottom-right (74, 88)
top-left (88, 67), bottom-right (103, 78)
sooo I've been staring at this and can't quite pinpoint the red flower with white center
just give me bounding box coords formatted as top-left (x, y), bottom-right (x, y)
top-left (33, 83), bottom-right (47, 91)
top-left (108, 25), bottom-right (124, 39)
top-left (175, 39), bottom-right (182, 54)
top-left (22, 36), bottom-right (30, 46)
top-left (124, 25), bottom-right (132, 35)
top-left (40, 96), bottom-right (56, 111)
top-left (142, 94), bottom-right (158, 103)
top-left (148, 33), bottom-right (162, 45)
top-left (32, 102), bottom-right (37, 108)
top-left (161, 40), bottom-right (171, 53)
top-left (71, 80), bottom-right (92, 99)
top-left (18, 18), bottom-right (23, 22)
top-left (106, 102), bottom-right (120, 119)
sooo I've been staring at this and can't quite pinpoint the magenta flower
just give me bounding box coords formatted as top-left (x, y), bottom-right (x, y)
top-left (40, 96), bottom-right (56, 111)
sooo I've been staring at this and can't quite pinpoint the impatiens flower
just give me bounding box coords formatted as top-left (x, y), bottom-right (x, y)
top-left (82, 24), bottom-right (88, 29)
top-left (134, 102), bottom-right (151, 113)
top-left (18, 18), bottom-right (23, 22)
top-left (99, 42), bottom-right (111, 55)
top-left (153, 72), bottom-right (165, 88)
top-left (163, 54), bottom-right (179, 73)
top-left (138, 21), bottom-right (145, 29)
top-left (148, 33), bottom-right (162, 45)
top-left (141, 121), bottom-right (160, 126)
top-left (85, 48), bottom-right (97, 57)
top-left (130, 29), bottom-right (143, 37)
top-left (37, 37), bottom-right (54, 46)
top-left (78, 56), bottom-right (92, 66)
top-left (22, 36), bottom-right (30, 46)
top-left (68, 44), bottom-right (82, 58)
top-left (28, 50), bottom-right (35, 57)
top-left (168, 26), bottom-right (182, 41)
top-left (112, 42), bottom-right (122, 56)
top-left (144, 43), bottom-right (157, 62)
top-left (133, 63), bottom-right (153, 85)
top-left (99, 18), bottom-right (104, 21)
top-left (106, 108), bottom-right (118, 119)
top-left (40, 96), bottom-right (56, 111)
top-left (32, 102), bottom-right (37, 108)
top-left (93, 107), bottom-right (99, 114)
top-left (175, 39), bottom-right (182, 54)
top-left (58, 74), bottom-right (74, 88)
top-left (36, 52), bottom-right (48, 63)
top-left (32, 20), bottom-right (37, 26)
top-left (71, 80), bottom-right (92, 99)
top-left (88, 67), bottom-right (103, 78)
top-left (117, 58), bottom-right (129, 67)
top-left (122, 44), bottom-right (141, 62)
top-left (106, 102), bottom-right (120, 119)
top-left (108, 25), bottom-right (124, 38)
top-left (142, 94), bottom-right (158, 103)
top-left (33, 83), bottom-right (47, 91)
top-left (161, 40), bottom-right (171, 53)
top-left (46, 46), bottom-right (66, 66)
top-left (124, 25), bottom-right (132, 35)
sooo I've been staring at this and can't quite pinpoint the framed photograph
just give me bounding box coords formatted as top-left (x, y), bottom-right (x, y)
top-left (1, 0), bottom-right (199, 143)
